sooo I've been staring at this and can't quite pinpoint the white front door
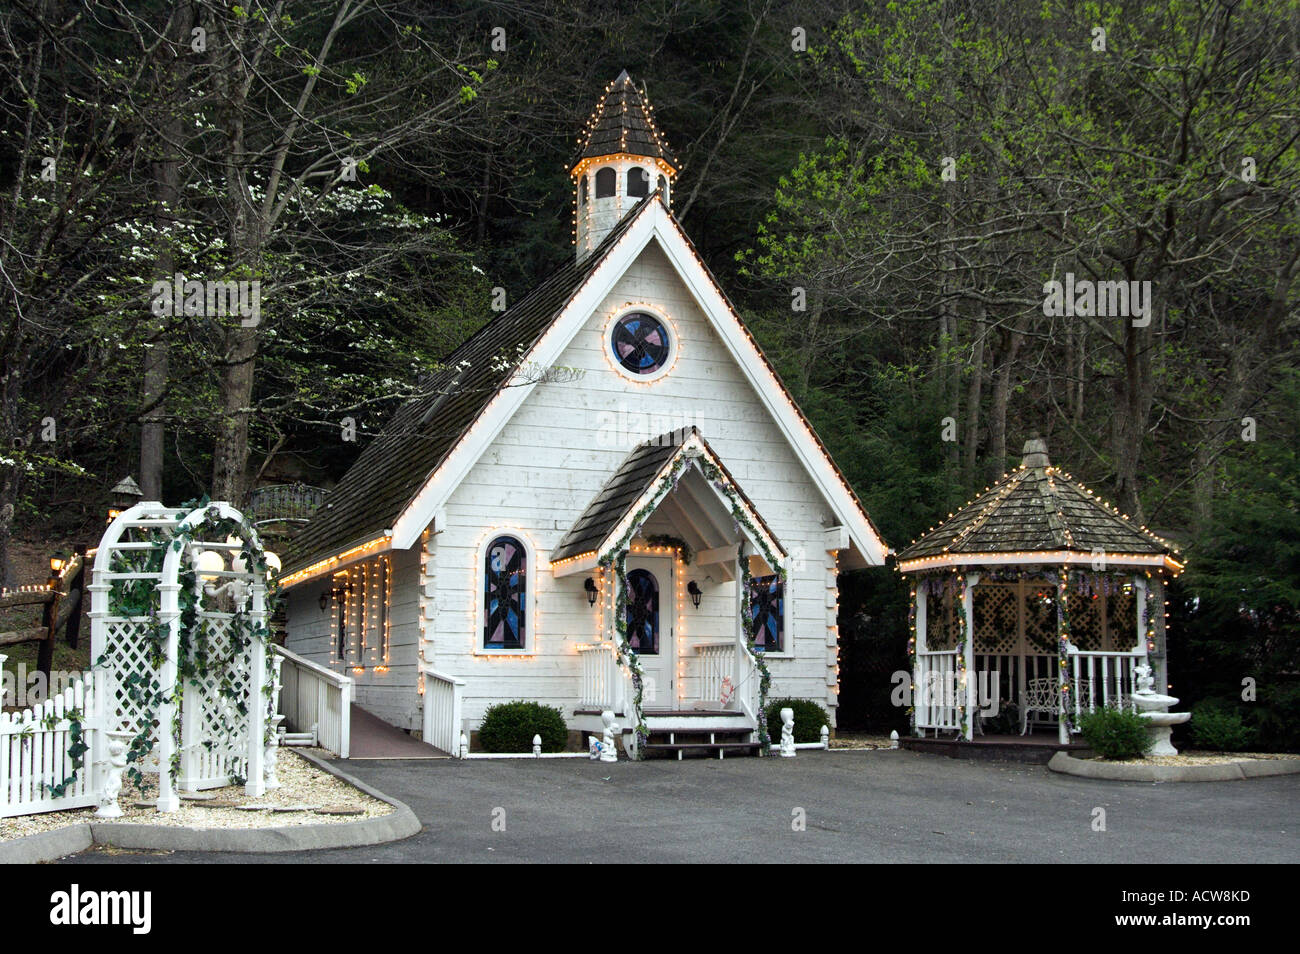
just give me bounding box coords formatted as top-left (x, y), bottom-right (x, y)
top-left (624, 555), bottom-right (674, 709)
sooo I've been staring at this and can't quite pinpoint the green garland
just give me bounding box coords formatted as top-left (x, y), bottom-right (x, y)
top-left (953, 571), bottom-right (968, 737)
top-left (1056, 566), bottom-right (1075, 733)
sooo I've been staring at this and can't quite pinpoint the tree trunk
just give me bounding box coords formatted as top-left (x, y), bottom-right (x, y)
top-left (987, 321), bottom-right (1024, 483)
top-left (139, 4), bottom-right (193, 501)
top-left (963, 313), bottom-right (985, 481)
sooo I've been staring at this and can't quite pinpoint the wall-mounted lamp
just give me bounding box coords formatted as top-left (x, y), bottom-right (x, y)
top-left (320, 583), bottom-right (349, 612)
top-left (687, 580), bottom-right (702, 609)
top-left (584, 577), bottom-right (598, 607)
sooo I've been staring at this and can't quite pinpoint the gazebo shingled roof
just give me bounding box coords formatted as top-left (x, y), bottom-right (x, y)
top-left (896, 438), bottom-right (1181, 572)
top-left (572, 70), bottom-right (677, 170)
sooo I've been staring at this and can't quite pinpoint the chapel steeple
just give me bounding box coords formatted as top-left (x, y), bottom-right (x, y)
top-left (570, 70), bottom-right (678, 259)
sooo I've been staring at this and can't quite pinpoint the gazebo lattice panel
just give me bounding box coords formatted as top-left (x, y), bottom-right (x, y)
top-left (973, 585), bottom-right (1018, 653)
top-left (1066, 592), bottom-right (1104, 651)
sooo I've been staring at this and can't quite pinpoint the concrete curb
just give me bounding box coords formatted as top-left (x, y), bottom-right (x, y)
top-left (1, 750), bottom-right (420, 863)
top-left (1048, 750), bottom-right (1300, 782)
top-left (0, 823), bottom-right (92, 864)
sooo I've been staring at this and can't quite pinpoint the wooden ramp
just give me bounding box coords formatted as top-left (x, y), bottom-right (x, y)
top-left (345, 704), bottom-right (448, 760)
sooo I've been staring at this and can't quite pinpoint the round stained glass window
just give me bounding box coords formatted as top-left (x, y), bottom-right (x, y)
top-left (610, 312), bottom-right (671, 376)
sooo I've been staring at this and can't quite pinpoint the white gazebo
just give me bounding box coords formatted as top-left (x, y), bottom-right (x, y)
top-left (897, 438), bottom-right (1183, 744)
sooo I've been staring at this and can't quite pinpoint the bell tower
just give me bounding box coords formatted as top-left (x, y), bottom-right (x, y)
top-left (571, 70), bottom-right (678, 259)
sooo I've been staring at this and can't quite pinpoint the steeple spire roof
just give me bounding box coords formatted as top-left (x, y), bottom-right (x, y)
top-left (573, 70), bottom-right (677, 169)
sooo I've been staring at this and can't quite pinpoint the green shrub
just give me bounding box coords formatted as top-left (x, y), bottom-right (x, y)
top-left (1190, 705), bottom-right (1255, 752)
top-left (1078, 706), bottom-right (1152, 761)
top-left (765, 698), bottom-right (831, 744)
top-left (478, 701), bottom-right (568, 753)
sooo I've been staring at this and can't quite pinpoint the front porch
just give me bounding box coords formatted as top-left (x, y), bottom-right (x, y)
top-left (552, 427), bottom-right (790, 755)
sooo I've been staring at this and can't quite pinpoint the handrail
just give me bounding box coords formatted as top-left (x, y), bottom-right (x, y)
top-left (422, 664), bottom-right (466, 686)
top-left (422, 664), bottom-right (466, 757)
top-left (272, 643), bottom-right (353, 688)
top-left (274, 645), bottom-right (352, 758)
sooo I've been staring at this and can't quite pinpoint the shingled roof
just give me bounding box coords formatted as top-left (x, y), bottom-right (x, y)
top-left (280, 195), bottom-right (660, 576)
top-left (573, 70), bottom-right (677, 169)
top-left (896, 438), bottom-right (1181, 571)
top-left (551, 426), bottom-right (783, 565)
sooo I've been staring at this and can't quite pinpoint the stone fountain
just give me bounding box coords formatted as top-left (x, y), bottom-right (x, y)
top-left (1131, 663), bottom-right (1190, 756)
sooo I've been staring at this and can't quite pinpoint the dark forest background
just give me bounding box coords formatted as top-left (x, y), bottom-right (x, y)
top-left (1, 0), bottom-right (1296, 742)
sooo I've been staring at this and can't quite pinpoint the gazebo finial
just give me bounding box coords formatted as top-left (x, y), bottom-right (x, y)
top-left (1021, 434), bottom-right (1050, 469)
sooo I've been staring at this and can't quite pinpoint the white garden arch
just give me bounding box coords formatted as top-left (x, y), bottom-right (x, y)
top-left (89, 501), bottom-right (277, 813)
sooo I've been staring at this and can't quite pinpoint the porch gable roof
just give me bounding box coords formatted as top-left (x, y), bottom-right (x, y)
top-left (550, 426), bottom-right (783, 568)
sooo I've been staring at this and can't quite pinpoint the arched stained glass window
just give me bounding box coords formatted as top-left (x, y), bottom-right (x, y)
top-left (611, 312), bottom-right (670, 375)
top-left (595, 167), bottom-right (616, 198)
top-left (579, 175), bottom-right (588, 205)
top-left (625, 568), bottom-right (659, 654)
top-left (749, 574), bottom-right (784, 652)
top-left (484, 536), bottom-right (527, 649)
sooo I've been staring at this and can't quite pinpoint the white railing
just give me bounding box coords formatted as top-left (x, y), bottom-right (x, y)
top-left (693, 641), bottom-right (736, 708)
top-left (1, 663), bottom-right (107, 819)
top-left (1068, 649), bottom-right (1141, 719)
top-left (975, 652), bottom-right (1055, 720)
top-left (422, 666), bottom-right (464, 757)
top-left (578, 642), bottom-right (625, 712)
top-left (273, 644), bottom-right (352, 759)
top-left (914, 650), bottom-right (962, 730)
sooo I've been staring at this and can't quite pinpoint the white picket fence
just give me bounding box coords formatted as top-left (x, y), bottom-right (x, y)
top-left (1, 661), bottom-right (108, 819)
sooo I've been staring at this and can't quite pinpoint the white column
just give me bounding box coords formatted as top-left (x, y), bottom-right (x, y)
top-left (155, 581), bottom-right (182, 813)
top-left (962, 572), bottom-right (979, 741)
top-left (912, 582), bottom-right (927, 736)
top-left (244, 580), bottom-right (267, 798)
top-left (1057, 572), bottom-right (1070, 745)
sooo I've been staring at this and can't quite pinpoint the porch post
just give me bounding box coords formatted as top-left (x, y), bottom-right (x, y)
top-left (912, 580), bottom-right (926, 737)
top-left (733, 545), bottom-right (745, 711)
top-left (1057, 569), bottom-right (1070, 745)
top-left (962, 571), bottom-right (978, 741)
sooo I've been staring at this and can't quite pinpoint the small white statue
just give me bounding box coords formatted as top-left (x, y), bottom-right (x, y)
top-left (600, 710), bottom-right (619, 763)
top-left (532, 734), bottom-right (542, 757)
top-left (1135, 663), bottom-right (1155, 695)
top-left (779, 706), bottom-right (796, 757)
top-left (95, 732), bottom-right (130, 818)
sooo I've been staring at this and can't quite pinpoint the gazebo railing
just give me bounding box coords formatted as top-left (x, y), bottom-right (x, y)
top-left (1067, 649), bottom-right (1141, 717)
top-left (915, 650), bottom-right (962, 731)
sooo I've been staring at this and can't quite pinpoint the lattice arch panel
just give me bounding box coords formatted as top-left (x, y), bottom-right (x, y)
top-left (89, 501), bottom-right (278, 812)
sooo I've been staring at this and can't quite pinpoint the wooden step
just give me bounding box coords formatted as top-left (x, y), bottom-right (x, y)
top-left (643, 741), bottom-right (763, 760)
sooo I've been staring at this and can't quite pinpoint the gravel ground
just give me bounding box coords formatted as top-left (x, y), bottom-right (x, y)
top-left (1108, 751), bottom-right (1300, 766)
top-left (0, 749), bottom-right (391, 841)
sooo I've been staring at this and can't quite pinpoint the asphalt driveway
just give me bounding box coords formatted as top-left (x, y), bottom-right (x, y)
top-left (63, 749), bottom-right (1298, 864)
